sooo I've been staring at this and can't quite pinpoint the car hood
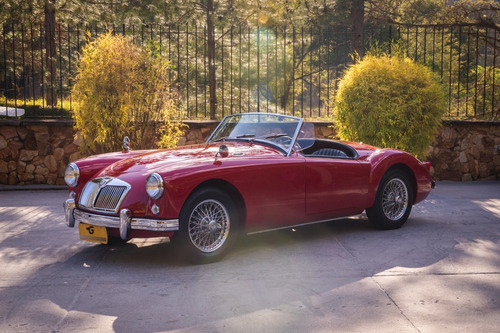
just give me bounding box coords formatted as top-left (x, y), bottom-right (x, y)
top-left (95, 142), bottom-right (284, 178)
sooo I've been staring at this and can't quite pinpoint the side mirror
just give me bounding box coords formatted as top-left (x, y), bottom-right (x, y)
top-left (123, 136), bottom-right (130, 152)
top-left (214, 144), bottom-right (229, 164)
top-left (218, 144), bottom-right (229, 158)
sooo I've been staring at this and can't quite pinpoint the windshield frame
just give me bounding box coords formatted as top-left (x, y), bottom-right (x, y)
top-left (206, 113), bottom-right (304, 157)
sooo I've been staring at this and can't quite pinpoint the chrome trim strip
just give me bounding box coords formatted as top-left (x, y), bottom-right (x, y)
top-left (131, 218), bottom-right (180, 231)
top-left (72, 208), bottom-right (179, 232)
top-left (74, 209), bottom-right (121, 228)
top-left (246, 214), bottom-right (364, 235)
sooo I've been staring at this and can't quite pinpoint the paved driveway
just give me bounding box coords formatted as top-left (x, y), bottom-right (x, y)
top-left (0, 181), bottom-right (499, 332)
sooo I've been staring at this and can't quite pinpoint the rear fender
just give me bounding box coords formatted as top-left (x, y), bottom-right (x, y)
top-left (366, 150), bottom-right (422, 207)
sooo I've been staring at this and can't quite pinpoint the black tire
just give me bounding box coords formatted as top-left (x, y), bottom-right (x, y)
top-left (366, 170), bottom-right (414, 230)
top-left (171, 187), bottom-right (239, 263)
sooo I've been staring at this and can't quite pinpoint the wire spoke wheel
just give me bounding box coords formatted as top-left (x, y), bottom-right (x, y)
top-left (188, 199), bottom-right (230, 253)
top-left (381, 178), bottom-right (408, 221)
top-left (366, 170), bottom-right (413, 230)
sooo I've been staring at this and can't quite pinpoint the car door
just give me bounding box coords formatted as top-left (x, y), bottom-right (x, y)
top-left (305, 156), bottom-right (371, 220)
top-left (235, 155), bottom-right (306, 232)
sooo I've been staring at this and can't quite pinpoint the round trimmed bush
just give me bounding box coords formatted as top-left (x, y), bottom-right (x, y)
top-left (333, 54), bottom-right (446, 158)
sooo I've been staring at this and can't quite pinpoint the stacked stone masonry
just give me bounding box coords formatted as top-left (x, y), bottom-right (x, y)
top-left (0, 121), bottom-right (80, 185)
top-left (0, 120), bottom-right (498, 185)
top-left (428, 122), bottom-right (500, 181)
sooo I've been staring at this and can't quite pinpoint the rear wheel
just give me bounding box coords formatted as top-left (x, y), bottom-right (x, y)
top-left (366, 170), bottom-right (413, 230)
top-left (172, 187), bottom-right (239, 263)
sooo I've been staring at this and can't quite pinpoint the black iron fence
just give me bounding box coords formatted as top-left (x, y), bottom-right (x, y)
top-left (1, 23), bottom-right (499, 120)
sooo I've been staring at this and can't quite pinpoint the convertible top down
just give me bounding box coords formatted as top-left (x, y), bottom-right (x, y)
top-left (63, 113), bottom-right (434, 262)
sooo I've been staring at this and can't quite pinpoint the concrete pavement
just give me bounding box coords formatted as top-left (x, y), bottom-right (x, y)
top-left (0, 181), bottom-right (499, 332)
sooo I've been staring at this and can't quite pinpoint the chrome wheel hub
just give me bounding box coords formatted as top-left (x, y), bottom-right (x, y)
top-left (188, 199), bottom-right (230, 253)
top-left (382, 178), bottom-right (408, 221)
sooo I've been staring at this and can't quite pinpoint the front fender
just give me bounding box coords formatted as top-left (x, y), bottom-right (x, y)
top-left (366, 149), bottom-right (432, 207)
top-left (67, 150), bottom-right (152, 193)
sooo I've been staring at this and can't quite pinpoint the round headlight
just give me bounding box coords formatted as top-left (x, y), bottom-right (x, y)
top-left (64, 163), bottom-right (80, 187)
top-left (146, 173), bottom-right (164, 199)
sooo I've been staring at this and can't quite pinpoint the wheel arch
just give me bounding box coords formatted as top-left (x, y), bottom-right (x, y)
top-left (366, 164), bottom-right (416, 230)
top-left (382, 163), bottom-right (417, 204)
top-left (185, 179), bottom-right (247, 230)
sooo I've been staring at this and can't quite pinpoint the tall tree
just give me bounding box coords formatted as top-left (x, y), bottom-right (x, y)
top-left (441, 0), bottom-right (500, 29)
top-left (351, 0), bottom-right (365, 57)
top-left (365, 0), bottom-right (444, 25)
top-left (155, 0), bottom-right (256, 119)
top-left (2, 0), bottom-right (120, 106)
top-left (44, 0), bottom-right (57, 106)
top-left (207, 0), bottom-right (217, 119)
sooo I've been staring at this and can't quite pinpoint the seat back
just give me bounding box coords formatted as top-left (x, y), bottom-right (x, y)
top-left (311, 148), bottom-right (348, 158)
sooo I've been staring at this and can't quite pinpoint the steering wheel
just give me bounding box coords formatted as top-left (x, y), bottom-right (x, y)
top-left (273, 135), bottom-right (292, 146)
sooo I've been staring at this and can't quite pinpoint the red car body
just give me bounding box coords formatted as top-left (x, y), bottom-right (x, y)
top-left (63, 113), bottom-right (434, 262)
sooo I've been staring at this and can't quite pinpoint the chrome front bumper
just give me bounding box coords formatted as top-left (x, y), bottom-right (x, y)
top-left (63, 199), bottom-right (179, 240)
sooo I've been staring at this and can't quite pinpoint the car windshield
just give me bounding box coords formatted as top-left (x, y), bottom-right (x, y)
top-left (207, 113), bottom-right (305, 155)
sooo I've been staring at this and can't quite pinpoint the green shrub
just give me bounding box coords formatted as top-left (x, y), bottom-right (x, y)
top-left (72, 32), bottom-right (184, 155)
top-left (333, 54), bottom-right (446, 158)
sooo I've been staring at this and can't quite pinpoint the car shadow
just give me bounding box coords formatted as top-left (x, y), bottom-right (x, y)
top-left (91, 216), bottom-right (373, 268)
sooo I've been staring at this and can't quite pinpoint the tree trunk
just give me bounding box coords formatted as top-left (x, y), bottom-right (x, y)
top-left (350, 0), bottom-right (365, 59)
top-left (44, 0), bottom-right (57, 107)
top-left (280, 73), bottom-right (290, 110)
top-left (207, 0), bottom-right (217, 119)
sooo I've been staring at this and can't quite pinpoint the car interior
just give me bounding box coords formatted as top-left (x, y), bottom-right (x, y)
top-left (296, 138), bottom-right (358, 159)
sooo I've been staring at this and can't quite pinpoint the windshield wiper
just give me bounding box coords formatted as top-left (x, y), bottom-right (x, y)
top-left (260, 133), bottom-right (289, 140)
top-left (213, 136), bottom-right (228, 142)
top-left (213, 134), bottom-right (255, 142)
top-left (236, 134), bottom-right (256, 139)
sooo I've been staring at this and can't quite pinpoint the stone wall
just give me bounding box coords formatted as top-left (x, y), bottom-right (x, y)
top-left (0, 120), bottom-right (79, 185)
top-left (428, 121), bottom-right (500, 181)
top-left (0, 119), bottom-right (498, 185)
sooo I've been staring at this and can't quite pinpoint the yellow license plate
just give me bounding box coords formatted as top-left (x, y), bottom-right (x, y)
top-left (78, 223), bottom-right (108, 244)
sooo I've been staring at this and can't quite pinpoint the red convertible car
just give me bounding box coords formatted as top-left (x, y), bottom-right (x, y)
top-left (63, 113), bottom-right (434, 262)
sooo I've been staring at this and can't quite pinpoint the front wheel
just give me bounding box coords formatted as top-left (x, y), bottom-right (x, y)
top-left (172, 187), bottom-right (239, 263)
top-left (366, 170), bottom-right (413, 230)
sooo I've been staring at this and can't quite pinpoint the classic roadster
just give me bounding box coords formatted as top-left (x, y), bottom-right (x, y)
top-left (63, 113), bottom-right (434, 262)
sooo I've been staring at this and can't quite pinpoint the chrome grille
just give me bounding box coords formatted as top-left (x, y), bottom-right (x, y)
top-left (79, 177), bottom-right (131, 213)
top-left (94, 185), bottom-right (127, 210)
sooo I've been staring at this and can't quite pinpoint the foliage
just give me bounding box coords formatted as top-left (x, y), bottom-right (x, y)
top-left (2, 0), bottom-right (499, 122)
top-left (441, 0), bottom-right (500, 27)
top-left (455, 65), bottom-right (500, 120)
top-left (333, 53), bottom-right (446, 158)
top-left (366, 0), bottom-right (445, 25)
top-left (72, 32), bottom-right (184, 155)
top-left (0, 0), bottom-right (117, 26)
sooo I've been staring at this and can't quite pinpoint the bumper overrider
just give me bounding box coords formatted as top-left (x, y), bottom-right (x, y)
top-left (63, 199), bottom-right (179, 240)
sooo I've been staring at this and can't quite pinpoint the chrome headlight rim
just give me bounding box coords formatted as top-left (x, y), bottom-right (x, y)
top-left (146, 173), bottom-right (164, 200)
top-left (64, 163), bottom-right (80, 187)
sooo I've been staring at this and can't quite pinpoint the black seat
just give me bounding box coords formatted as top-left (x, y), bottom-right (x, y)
top-left (311, 148), bottom-right (348, 158)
